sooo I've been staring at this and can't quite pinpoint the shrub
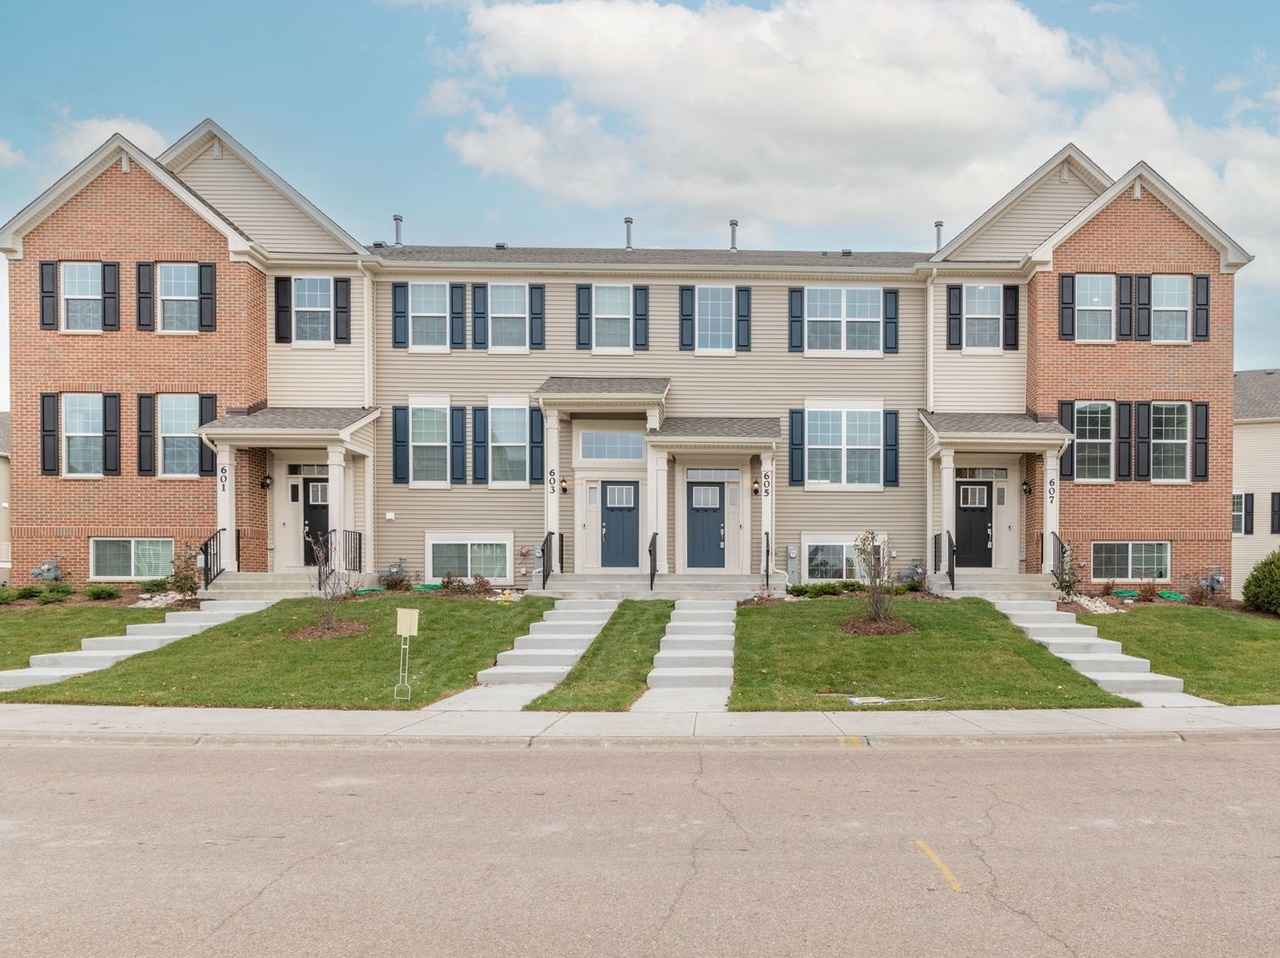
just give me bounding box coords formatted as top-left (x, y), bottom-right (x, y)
top-left (440, 571), bottom-right (465, 592)
top-left (169, 547), bottom-right (201, 598)
top-left (36, 590), bottom-right (69, 605)
top-left (1100, 579), bottom-right (1116, 597)
top-left (383, 566), bottom-right (412, 591)
top-left (87, 584), bottom-right (122, 601)
top-left (1187, 582), bottom-right (1210, 606)
top-left (1053, 543), bottom-right (1081, 600)
top-left (15, 585), bottom-right (42, 600)
top-left (1137, 579), bottom-right (1159, 603)
top-left (470, 575), bottom-right (494, 596)
top-left (44, 582), bottom-right (75, 598)
top-left (1243, 549), bottom-right (1280, 614)
top-left (0, 587), bottom-right (16, 605)
top-left (139, 578), bottom-right (171, 593)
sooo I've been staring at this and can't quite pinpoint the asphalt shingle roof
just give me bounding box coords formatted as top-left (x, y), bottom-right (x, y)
top-left (1235, 369), bottom-right (1280, 420)
top-left (199, 407), bottom-right (379, 432)
top-left (371, 245), bottom-right (926, 270)
top-left (535, 377), bottom-right (670, 396)
top-left (650, 417), bottom-right (782, 441)
top-left (921, 411), bottom-right (1071, 437)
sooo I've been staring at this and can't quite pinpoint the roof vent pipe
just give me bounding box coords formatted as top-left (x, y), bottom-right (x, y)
top-left (624, 216), bottom-right (633, 251)
top-left (393, 214), bottom-right (403, 247)
top-left (730, 219), bottom-right (739, 252)
top-left (934, 220), bottom-right (944, 253)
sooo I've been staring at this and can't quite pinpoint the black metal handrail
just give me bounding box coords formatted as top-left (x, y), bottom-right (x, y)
top-left (198, 528), bottom-right (226, 589)
top-left (1051, 531), bottom-right (1067, 579)
top-left (648, 532), bottom-right (658, 591)
top-left (764, 531), bottom-right (771, 591)
top-left (933, 533), bottom-right (942, 574)
top-left (314, 530), bottom-right (336, 591)
top-left (541, 530), bottom-right (554, 590)
top-left (343, 530), bottom-right (363, 572)
top-left (945, 531), bottom-right (956, 591)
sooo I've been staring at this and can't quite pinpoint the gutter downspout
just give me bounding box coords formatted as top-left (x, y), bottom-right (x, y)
top-left (925, 267), bottom-right (937, 412)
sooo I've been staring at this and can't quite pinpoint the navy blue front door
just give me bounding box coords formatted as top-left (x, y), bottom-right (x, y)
top-left (601, 481), bottom-right (639, 567)
top-left (955, 481), bottom-right (993, 568)
top-left (687, 482), bottom-right (725, 568)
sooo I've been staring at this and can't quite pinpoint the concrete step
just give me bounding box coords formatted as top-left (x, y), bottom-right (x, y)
top-left (647, 666), bottom-right (735, 689)
top-left (653, 650), bottom-right (734, 669)
top-left (199, 600), bottom-right (276, 614)
top-left (1058, 652), bottom-right (1151, 673)
top-left (510, 633), bottom-right (594, 651)
top-left (993, 600), bottom-right (1059, 614)
top-left (495, 648), bottom-right (584, 668)
top-left (195, 589), bottom-right (314, 602)
top-left (1006, 611), bottom-right (1078, 626)
top-left (551, 599), bottom-right (620, 612)
top-left (528, 620), bottom-right (602, 637)
top-left (124, 623), bottom-right (205, 638)
top-left (161, 611), bottom-right (240, 626)
top-left (675, 599), bottom-right (737, 612)
top-left (947, 590), bottom-right (1062, 602)
top-left (80, 635), bottom-right (184, 652)
top-left (541, 609), bottom-right (616, 624)
top-left (29, 649), bottom-right (143, 669)
top-left (476, 664), bottom-right (572, 685)
top-left (1081, 672), bottom-right (1184, 694)
top-left (1034, 637), bottom-right (1125, 655)
top-left (0, 667), bottom-right (91, 690)
top-left (659, 636), bottom-right (736, 652)
top-left (664, 620), bottom-right (736, 636)
top-left (668, 610), bottom-right (736, 625)
top-left (1016, 623), bottom-right (1099, 640)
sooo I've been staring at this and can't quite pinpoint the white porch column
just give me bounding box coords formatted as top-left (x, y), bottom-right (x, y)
top-left (925, 449), bottom-right (935, 569)
top-left (215, 444), bottom-right (238, 572)
top-left (545, 413), bottom-right (561, 571)
top-left (1042, 452), bottom-right (1061, 573)
top-left (939, 448), bottom-right (955, 564)
top-left (760, 450), bottom-right (775, 575)
top-left (327, 445), bottom-right (347, 563)
top-left (653, 453), bottom-right (670, 574)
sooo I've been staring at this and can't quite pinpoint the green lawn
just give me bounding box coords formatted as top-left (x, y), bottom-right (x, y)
top-left (1080, 605), bottom-right (1280, 705)
top-left (526, 599), bottom-right (673, 711)
top-left (0, 593), bottom-right (555, 709)
top-left (730, 597), bottom-right (1133, 711)
top-left (1, 604), bottom-right (168, 670)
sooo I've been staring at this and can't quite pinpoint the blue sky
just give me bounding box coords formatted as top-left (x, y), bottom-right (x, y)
top-left (2, 0), bottom-right (1279, 410)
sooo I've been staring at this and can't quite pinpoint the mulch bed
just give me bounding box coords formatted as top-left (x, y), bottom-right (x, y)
top-left (0, 584), bottom-right (200, 610)
top-left (1058, 594), bottom-right (1245, 615)
top-left (289, 620), bottom-right (371, 641)
top-left (839, 616), bottom-right (918, 636)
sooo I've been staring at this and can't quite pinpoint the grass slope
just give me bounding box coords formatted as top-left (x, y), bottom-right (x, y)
top-left (1, 605), bottom-right (168, 670)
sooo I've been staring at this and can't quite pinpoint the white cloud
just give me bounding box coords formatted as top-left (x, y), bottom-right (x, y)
top-left (0, 139), bottom-right (24, 168)
top-left (48, 115), bottom-right (167, 168)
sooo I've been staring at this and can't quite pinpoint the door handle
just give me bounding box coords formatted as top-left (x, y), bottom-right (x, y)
top-left (986, 523), bottom-right (993, 549)
top-left (601, 524), bottom-right (607, 539)
top-left (719, 524), bottom-right (725, 550)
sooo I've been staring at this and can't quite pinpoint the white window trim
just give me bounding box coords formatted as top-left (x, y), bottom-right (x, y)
top-left (802, 399), bottom-right (884, 491)
top-left (292, 275), bottom-right (335, 347)
top-left (488, 395), bottom-right (530, 490)
top-left (1090, 540), bottom-right (1171, 583)
top-left (158, 263), bottom-right (199, 334)
top-left (1151, 274), bottom-right (1191, 344)
top-left (694, 285), bottom-right (736, 356)
top-left (803, 285), bottom-right (883, 357)
top-left (961, 282), bottom-right (1005, 354)
top-left (575, 426), bottom-right (646, 467)
top-left (408, 281), bottom-right (450, 354)
top-left (591, 283), bottom-right (633, 355)
top-left (424, 530), bottom-right (514, 585)
top-left (1073, 400), bottom-right (1114, 484)
top-left (408, 394), bottom-right (451, 489)
top-left (62, 392), bottom-right (104, 478)
top-left (1232, 493), bottom-right (1245, 537)
top-left (159, 393), bottom-right (200, 478)
top-left (1150, 400), bottom-right (1191, 485)
top-left (1073, 274), bottom-right (1116, 344)
top-left (61, 261), bottom-right (104, 334)
top-left (90, 537), bottom-right (175, 581)
top-left (799, 533), bottom-right (884, 583)
top-left (488, 282), bottom-right (531, 355)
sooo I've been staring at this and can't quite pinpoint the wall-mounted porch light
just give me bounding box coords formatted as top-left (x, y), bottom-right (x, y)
top-left (560, 478), bottom-right (570, 495)
top-left (1021, 480), bottom-right (1032, 496)
top-left (261, 475), bottom-right (274, 490)
top-left (752, 479), bottom-right (761, 496)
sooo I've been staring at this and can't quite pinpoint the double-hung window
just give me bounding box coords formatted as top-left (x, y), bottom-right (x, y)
top-left (409, 283), bottom-right (448, 348)
top-left (159, 394), bottom-right (200, 476)
top-left (410, 404), bottom-right (448, 484)
top-left (593, 285), bottom-right (632, 350)
top-left (92, 538), bottom-right (174, 580)
top-left (293, 277), bottom-right (333, 343)
top-left (489, 406), bottom-right (528, 484)
top-left (962, 284), bottom-right (1002, 349)
top-left (697, 287), bottom-right (734, 352)
top-left (1152, 275), bottom-right (1190, 342)
top-left (159, 265), bottom-right (199, 332)
top-left (1074, 402), bottom-right (1113, 481)
top-left (1151, 402), bottom-right (1189, 481)
top-left (1092, 541), bottom-right (1170, 581)
top-left (1074, 275), bottom-right (1114, 341)
top-left (489, 284), bottom-right (528, 350)
top-left (63, 393), bottom-right (104, 475)
top-left (806, 288), bottom-right (881, 352)
top-left (1232, 494), bottom-right (1245, 535)
top-left (806, 408), bottom-right (882, 487)
top-left (62, 263), bottom-right (103, 331)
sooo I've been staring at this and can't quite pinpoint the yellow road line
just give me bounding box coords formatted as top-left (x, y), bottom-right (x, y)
top-left (844, 735), bottom-right (863, 748)
top-left (915, 839), bottom-right (964, 893)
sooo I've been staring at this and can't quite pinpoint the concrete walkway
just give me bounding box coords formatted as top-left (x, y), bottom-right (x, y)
top-left (2, 701), bottom-right (1278, 746)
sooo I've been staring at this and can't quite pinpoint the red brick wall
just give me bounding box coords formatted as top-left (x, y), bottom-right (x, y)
top-left (1025, 188), bottom-right (1235, 591)
top-left (9, 158), bottom-right (268, 582)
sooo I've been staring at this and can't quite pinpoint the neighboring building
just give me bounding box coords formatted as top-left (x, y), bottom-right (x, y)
top-left (0, 411), bottom-right (10, 583)
top-left (1232, 369), bottom-right (1280, 598)
top-left (0, 122), bottom-right (1251, 594)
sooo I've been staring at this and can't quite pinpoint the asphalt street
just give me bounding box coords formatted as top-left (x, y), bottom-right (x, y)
top-left (2, 738), bottom-right (1277, 957)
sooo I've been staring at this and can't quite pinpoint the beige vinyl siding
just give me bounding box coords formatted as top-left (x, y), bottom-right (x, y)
top-left (267, 274), bottom-right (367, 406)
top-left (371, 279), bottom-right (929, 582)
top-left (179, 147), bottom-right (352, 254)
top-left (1231, 420), bottom-right (1280, 598)
top-left (949, 168), bottom-right (1101, 261)
top-left (0, 454), bottom-right (10, 565)
top-left (931, 282), bottom-right (1027, 413)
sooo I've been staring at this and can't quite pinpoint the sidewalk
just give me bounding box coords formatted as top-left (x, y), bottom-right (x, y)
top-left (3, 701), bottom-right (1280, 746)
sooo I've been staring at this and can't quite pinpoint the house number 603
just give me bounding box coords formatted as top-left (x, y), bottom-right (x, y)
top-left (548, 467), bottom-right (557, 496)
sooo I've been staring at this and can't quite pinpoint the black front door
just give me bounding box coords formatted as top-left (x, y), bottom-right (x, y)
top-left (955, 481), bottom-right (993, 567)
top-left (601, 481), bottom-right (639, 567)
top-left (687, 482), bottom-right (725, 568)
top-left (302, 478), bottom-right (330, 566)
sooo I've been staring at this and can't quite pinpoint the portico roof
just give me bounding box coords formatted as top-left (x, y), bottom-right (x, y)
top-left (198, 406), bottom-right (381, 451)
top-left (647, 417), bottom-right (781, 449)
top-left (534, 377), bottom-right (670, 413)
top-left (920, 410), bottom-right (1072, 455)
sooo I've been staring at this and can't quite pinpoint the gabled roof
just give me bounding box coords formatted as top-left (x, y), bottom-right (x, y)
top-left (1031, 161), bottom-right (1253, 272)
top-left (0, 134), bottom-right (254, 259)
top-left (1235, 369), bottom-right (1280, 421)
top-left (160, 119), bottom-right (368, 257)
top-left (535, 377), bottom-right (670, 397)
top-left (375, 246), bottom-right (926, 270)
top-left (933, 144), bottom-right (1113, 263)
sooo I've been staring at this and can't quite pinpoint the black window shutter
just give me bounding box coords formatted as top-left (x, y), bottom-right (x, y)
top-left (449, 406), bottom-right (466, 484)
top-left (1194, 275), bottom-right (1210, 341)
top-left (529, 284), bottom-right (545, 349)
top-left (1116, 401), bottom-right (1132, 481)
top-left (1245, 493), bottom-right (1255, 535)
top-left (1058, 401), bottom-right (1075, 480)
top-left (199, 263), bottom-right (217, 332)
top-left (1002, 285), bottom-right (1019, 350)
top-left (882, 289), bottom-right (898, 354)
top-left (1058, 274), bottom-right (1075, 340)
top-left (40, 393), bottom-right (58, 475)
top-left (392, 406), bottom-right (409, 484)
top-left (103, 393), bottom-right (121, 476)
top-left (883, 410), bottom-right (899, 487)
top-left (1117, 274), bottom-right (1134, 340)
top-left (1192, 402), bottom-right (1209, 481)
top-left (1135, 402), bottom-right (1151, 480)
top-left (529, 406), bottom-right (545, 482)
top-left (471, 282), bottom-right (487, 349)
top-left (679, 286), bottom-right (695, 351)
top-left (198, 394), bottom-right (217, 476)
top-left (576, 285), bottom-right (592, 349)
top-left (735, 286), bottom-right (752, 351)
top-left (788, 288), bottom-right (804, 352)
top-left (136, 263), bottom-right (155, 331)
top-left (274, 276), bottom-right (292, 343)
top-left (137, 394), bottom-right (156, 476)
top-left (633, 286), bottom-right (649, 350)
top-left (333, 278), bottom-right (351, 344)
top-left (472, 407), bottom-right (489, 484)
top-left (391, 282), bottom-right (408, 349)
top-left (40, 261), bottom-right (58, 330)
top-left (1135, 275), bottom-right (1152, 341)
top-left (1272, 493), bottom-right (1280, 535)
top-left (946, 285), bottom-right (963, 349)
top-left (449, 284), bottom-right (466, 349)
top-left (102, 263), bottom-right (120, 331)
top-left (788, 409), bottom-right (805, 486)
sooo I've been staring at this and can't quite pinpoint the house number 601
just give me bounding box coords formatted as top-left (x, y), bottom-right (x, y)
top-left (219, 465), bottom-right (229, 493)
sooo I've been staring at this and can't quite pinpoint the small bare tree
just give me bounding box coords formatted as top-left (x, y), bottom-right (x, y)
top-left (308, 532), bottom-right (356, 629)
top-left (854, 530), bottom-right (896, 622)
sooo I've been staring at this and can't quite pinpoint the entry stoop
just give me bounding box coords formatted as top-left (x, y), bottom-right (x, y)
top-left (931, 572), bottom-right (1061, 602)
top-left (197, 572), bottom-right (318, 602)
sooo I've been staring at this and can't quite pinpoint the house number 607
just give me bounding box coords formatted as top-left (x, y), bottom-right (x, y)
top-left (1047, 477), bottom-right (1056, 505)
